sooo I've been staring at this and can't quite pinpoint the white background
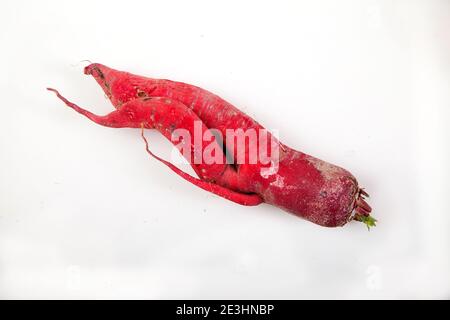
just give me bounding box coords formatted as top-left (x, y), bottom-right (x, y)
top-left (1, 0), bottom-right (449, 299)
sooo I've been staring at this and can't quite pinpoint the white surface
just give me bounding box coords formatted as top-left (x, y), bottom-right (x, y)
top-left (0, 0), bottom-right (449, 299)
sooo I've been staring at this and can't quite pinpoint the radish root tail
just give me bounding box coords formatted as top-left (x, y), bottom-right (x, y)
top-left (140, 125), bottom-right (263, 206)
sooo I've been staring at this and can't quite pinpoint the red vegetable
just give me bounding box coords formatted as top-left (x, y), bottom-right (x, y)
top-left (48, 63), bottom-right (374, 228)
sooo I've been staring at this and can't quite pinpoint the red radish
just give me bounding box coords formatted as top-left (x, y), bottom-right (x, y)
top-left (48, 63), bottom-right (374, 228)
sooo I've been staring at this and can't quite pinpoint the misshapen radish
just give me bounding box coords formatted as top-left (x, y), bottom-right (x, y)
top-left (49, 63), bottom-right (374, 228)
